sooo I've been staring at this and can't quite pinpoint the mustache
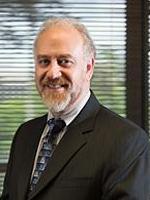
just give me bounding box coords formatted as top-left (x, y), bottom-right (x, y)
top-left (42, 77), bottom-right (71, 87)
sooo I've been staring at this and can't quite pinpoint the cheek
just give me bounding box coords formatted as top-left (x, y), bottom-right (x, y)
top-left (35, 72), bottom-right (40, 85)
top-left (71, 74), bottom-right (85, 90)
top-left (35, 67), bottom-right (46, 81)
top-left (35, 66), bottom-right (40, 77)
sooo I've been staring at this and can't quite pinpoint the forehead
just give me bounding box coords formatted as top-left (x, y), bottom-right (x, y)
top-left (34, 25), bottom-right (84, 57)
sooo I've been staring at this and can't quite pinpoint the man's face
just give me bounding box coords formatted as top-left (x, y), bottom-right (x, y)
top-left (34, 25), bottom-right (94, 114)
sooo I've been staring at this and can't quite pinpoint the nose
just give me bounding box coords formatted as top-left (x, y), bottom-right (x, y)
top-left (46, 60), bottom-right (62, 79)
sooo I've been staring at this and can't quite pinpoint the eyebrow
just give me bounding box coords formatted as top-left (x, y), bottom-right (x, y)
top-left (36, 55), bottom-right (49, 59)
top-left (36, 54), bottom-right (74, 59)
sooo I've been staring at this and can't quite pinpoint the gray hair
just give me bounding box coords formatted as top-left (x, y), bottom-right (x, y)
top-left (34, 17), bottom-right (96, 58)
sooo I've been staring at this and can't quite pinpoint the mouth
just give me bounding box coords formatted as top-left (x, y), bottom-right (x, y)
top-left (40, 77), bottom-right (70, 93)
top-left (45, 83), bottom-right (69, 91)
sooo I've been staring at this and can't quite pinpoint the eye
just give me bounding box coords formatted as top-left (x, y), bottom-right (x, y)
top-left (38, 58), bottom-right (50, 67)
top-left (57, 58), bottom-right (73, 67)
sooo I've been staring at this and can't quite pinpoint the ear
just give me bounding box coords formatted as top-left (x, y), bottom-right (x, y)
top-left (86, 57), bottom-right (95, 81)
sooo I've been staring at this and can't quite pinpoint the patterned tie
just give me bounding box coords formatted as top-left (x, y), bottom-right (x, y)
top-left (30, 118), bottom-right (66, 191)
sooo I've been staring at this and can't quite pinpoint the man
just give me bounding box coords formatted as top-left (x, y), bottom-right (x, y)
top-left (1, 17), bottom-right (150, 200)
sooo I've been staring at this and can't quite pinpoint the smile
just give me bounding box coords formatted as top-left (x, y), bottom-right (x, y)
top-left (44, 83), bottom-right (69, 92)
top-left (45, 82), bottom-right (69, 89)
top-left (48, 84), bottom-right (62, 89)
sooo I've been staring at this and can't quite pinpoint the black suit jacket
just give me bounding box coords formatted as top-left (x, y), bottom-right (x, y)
top-left (1, 93), bottom-right (150, 200)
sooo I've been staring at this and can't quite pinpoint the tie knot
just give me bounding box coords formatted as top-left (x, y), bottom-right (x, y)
top-left (47, 118), bottom-right (66, 136)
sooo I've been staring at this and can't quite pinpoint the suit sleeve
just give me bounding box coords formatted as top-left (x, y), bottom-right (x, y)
top-left (0, 127), bottom-right (20, 200)
top-left (101, 130), bottom-right (150, 200)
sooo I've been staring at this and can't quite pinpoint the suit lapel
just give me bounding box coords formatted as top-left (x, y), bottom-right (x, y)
top-left (28, 124), bottom-right (87, 199)
top-left (17, 115), bottom-right (47, 200)
top-left (28, 93), bottom-right (100, 199)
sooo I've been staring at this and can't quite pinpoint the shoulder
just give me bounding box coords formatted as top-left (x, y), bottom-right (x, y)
top-left (93, 104), bottom-right (149, 162)
top-left (12, 114), bottom-right (47, 141)
top-left (96, 104), bottom-right (147, 138)
top-left (19, 114), bottom-right (47, 128)
top-left (86, 92), bottom-right (148, 146)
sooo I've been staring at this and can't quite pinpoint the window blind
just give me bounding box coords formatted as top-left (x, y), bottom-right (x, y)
top-left (0, 0), bottom-right (127, 194)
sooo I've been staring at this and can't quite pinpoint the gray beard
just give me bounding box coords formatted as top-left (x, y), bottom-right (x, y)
top-left (41, 92), bottom-right (71, 114)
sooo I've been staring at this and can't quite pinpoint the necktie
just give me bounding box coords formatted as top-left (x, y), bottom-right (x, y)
top-left (30, 118), bottom-right (66, 191)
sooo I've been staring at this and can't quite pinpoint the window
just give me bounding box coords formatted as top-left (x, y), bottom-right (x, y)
top-left (0, 0), bottom-right (127, 194)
